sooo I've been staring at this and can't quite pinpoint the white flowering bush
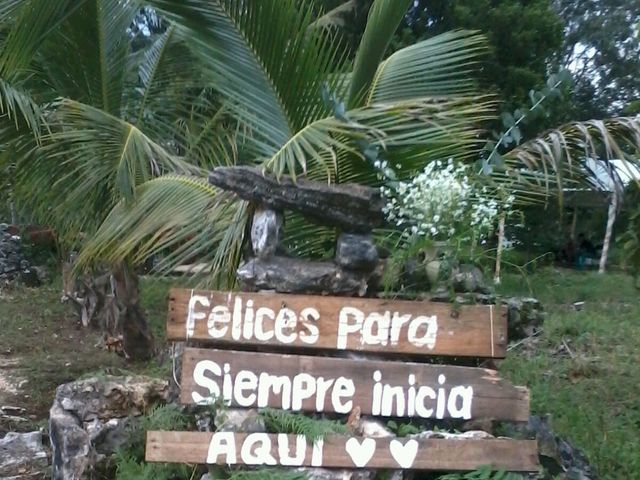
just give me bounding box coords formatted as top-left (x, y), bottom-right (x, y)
top-left (380, 159), bottom-right (513, 244)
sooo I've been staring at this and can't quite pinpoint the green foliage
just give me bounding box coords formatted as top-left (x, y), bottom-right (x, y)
top-left (392, 0), bottom-right (564, 109)
top-left (437, 466), bottom-right (523, 480)
top-left (386, 420), bottom-right (422, 437)
top-left (260, 408), bottom-right (348, 441)
top-left (498, 269), bottom-right (640, 479)
top-left (114, 451), bottom-right (192, 480)
top-left (555, 0), bottom-right (640, 118)
top-left (620, 184), bottom-right (640, 288)
top-left (227, 470), bottom-right (308, 480)
top-left (119, 404), bottom-right (191, 461)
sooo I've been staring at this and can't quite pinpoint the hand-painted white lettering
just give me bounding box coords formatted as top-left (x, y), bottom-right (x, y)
top-left (277, 434), bottom-right (306, 466)
top-left (337, 307), bottom-right (364, 349)
top-left (275, 308), bottom-right (297, 344)
top-left (314, 377), bottom-right (334, 412)
top-left (240, 433), bottom-right (277, 465)
top-left (234, 370), bottom-right (258, 407)
top-left (371, 370), bottom-right (383, 415)
top-left (206, 432), bottom-right (236, 464)
top-left (447, 386), bottom-right (474, 419)
top-left (407, 315), bottom-right (438, 349)
top-left (191, 361), bottom-right (473, 419)
top-left (242, 300), bottom-right (255, 340)
top-left (332, 377), bottom-right (355, 413)
top-left (345, 438), bottom-right (376, 467)
top-left (389, 439), bottom-right (418, 468)
top-left (207, 305), bottom-right (230, 338)
top-left (191, 295), bottom-right (444, 351)
top-left (388, 312), bottom-right (412, 345)
top-left (311, 438), bottom-right (324, 467)
top-left (362, 311), bottom-right (391, 346)
top-left (192, 360), bottom-right (221, 404)
top-left (254, 307), bottom-right (275, 341)
top-left (381, 384), bottom-right (406, 416)
top-left (291, 373), bottom-right (316, 410)
top-left (187, 295), bottom-right (209, 337)
top-left (299, 308), bottom-right (320, 344)
top-left (231, 297), bottom-right (243, 340)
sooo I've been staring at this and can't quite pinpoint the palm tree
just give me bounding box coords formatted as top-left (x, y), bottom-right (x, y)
top-left (1, 0), bottom-right (497, 359)
top-left (2, 0), bottom-right (639, 360)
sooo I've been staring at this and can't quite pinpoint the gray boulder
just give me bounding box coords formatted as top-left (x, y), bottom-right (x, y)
top-left (0, 431), bottom-right (49, 479)
top-left (507, 297), bottom-right (546, 339)
top-left (335, 233), bottom-right (379, 271)
top-left (49, 375), bottom-right (169, 480)
top-left (251, 207), bottom-right (283, 259)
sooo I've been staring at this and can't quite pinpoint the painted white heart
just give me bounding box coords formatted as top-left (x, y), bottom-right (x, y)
top-left (389, 439), bottom-right (419, 469)
top-left (345, 438), bottom-right (376, 468)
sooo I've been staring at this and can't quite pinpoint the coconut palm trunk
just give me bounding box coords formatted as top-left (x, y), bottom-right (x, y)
top-left (111, 262), bottom-right (155, 360)
top-left (599, 189), bottom-right (619, 274)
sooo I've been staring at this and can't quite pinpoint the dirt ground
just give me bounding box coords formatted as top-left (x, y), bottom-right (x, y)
top-left (0, 283), bottom-right (134, 434)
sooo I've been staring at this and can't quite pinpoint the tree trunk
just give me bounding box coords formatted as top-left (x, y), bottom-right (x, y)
top-left (112, 262), bottom-right (155, 360)
top-left (599, 190), bottom-right (618, 274)
top-left (494, 214), bottom-right (505, 285)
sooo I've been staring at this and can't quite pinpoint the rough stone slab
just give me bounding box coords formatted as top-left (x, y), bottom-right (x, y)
top-left (251, 207), bottom-right (283, 258)
top-left (335, 233), bottom-right (379, 271)
top-left (0, 431), bottom-right (49, 477)
top-left (237, 256), bottom-right (368, 295)
top-left (209, 166), bottom-right (385, 232)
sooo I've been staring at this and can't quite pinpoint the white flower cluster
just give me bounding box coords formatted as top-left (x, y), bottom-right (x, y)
top-left (381, 159), bottom-right (512, 242)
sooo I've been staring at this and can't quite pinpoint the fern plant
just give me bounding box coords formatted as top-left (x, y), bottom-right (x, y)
top-left (260, 408), bottom-right (348, 441)
top-left (227, 470), bottom-right (309, 480)
top-left (437, 466), bottom-right (525, 480)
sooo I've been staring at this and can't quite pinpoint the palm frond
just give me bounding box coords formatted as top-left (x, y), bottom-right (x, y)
top-left (148, 0), bottom-right (349, 164)
top-left (504, 117), bottom-right (640, 195)
top-left (14, 99), bottom-right (193, 242)
top-left (367, 30), bottom-right (488, 104)
top-left (76, 175), bottom-right (247, 288)
top-left (266, 95), bottom-right (495, 182)
top-left (347, 0), bottom-right (412, 107)
top-left (0, 78), bottom-right (41, 134)
top-left (0, 0), bottom-right (83, 76)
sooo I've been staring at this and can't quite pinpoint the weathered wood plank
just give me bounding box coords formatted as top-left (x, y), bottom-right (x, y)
top-left (167, 289), bottom-right (507, 358)
top-left (208, 166), bottom-right (385, 232)
top-left (180, 348), bottom-right (529, 421)
top-left (146, 432), bottom-right (539, 472)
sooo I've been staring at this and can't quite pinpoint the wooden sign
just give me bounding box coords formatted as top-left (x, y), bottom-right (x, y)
top-left (167, 289), bottom-right (507, 358)
top-left (180, 348), bottom-right (529, 421)
top-left (146, 432), bottom-right (539, 472)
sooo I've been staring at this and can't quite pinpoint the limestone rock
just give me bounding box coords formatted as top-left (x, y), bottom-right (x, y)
top-left (0, 431), bottom-right (49, 478)
top-left (209, 166), bottom-right (385, 232)
top-left (410, 429), bottom-right (494, 440)
top-left (49, 375), bottom-right (169, 480)
top-left (451, 264), bottom-right (489, 294)
top-left (295, 468), bottom-right (376, 480)
top-left (507, 297), bottom-right (546, 339)
top-left (501, 415), bottom-right (596, 480)
top-left (335, 233), bottom-right (378, 271)
top-left (357, 418), bottom-right (395, 438)
top-left (214, 408), bottom-right (265, 433)
top-left (238, 256), bottom-right (368, 295)
top-left (0, 224), bottom-right (39, 286)
top-left (251, 207), bottom-right (283, 258)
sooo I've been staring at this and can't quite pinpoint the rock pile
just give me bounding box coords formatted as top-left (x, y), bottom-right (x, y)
top-left (49, 375), bottom-right (169, 480)
top-left (0, 224), bottom-right (39, 286)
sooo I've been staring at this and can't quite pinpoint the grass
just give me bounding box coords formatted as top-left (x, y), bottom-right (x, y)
top-left (0, 275), bottom-right (185, 432)
top-left (496, 268), bottom-right (640, 479)
top-left (1, 267), bottom-right (638, 478)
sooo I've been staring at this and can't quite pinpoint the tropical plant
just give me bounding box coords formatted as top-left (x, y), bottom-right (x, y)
top-left (3, 0), bottom-right (640, 359)
top-left (43, 1), bottom-right (496, 276)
